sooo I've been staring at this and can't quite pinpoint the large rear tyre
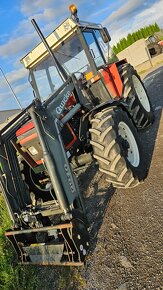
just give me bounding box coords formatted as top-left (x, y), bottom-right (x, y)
top-left (118, 63), bottom-right (154, 129)
top-left (90, 107), bottom-right (147, 188)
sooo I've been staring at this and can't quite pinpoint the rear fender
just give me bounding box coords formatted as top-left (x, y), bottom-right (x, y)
top-left (79, 100), bottom-right (133, 145)
top-left (99, 59), bottom-right (127, 99)
top-left (79, 100), bottom-right (129, 142)
top-left (88, 100), bottom-right (129, 119)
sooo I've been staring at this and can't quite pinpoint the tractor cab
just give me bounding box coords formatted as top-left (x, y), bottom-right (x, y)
top-left (145, 34), bottom-right (162, 56)
top-left (21, 5), bottom-right (120, 104)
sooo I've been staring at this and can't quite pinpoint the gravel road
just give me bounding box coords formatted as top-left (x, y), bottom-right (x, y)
top-left (77, 66), bottom-right (163, 290)
top-left (38, 66), bottom-right (163, 290)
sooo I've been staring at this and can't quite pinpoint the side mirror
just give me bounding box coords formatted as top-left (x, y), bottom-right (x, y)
top-left (100, 27), bottom-right (111, 43)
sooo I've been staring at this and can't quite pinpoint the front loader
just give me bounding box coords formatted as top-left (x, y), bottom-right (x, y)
top-left (0, 5), bottom-right (154, 266)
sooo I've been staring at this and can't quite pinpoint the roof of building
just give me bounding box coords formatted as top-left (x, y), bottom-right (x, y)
top-left (0, 109), bottom-right (21, 130)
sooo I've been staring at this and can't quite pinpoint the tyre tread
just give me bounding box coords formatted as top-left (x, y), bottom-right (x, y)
top-left (90, 107), bottom-right (142, 188)
top-left (118, 63), bottom-right (154, 129)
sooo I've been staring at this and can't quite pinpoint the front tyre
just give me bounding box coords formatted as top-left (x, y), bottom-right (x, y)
top-left (90, 107), bottom-right (147, 188)
top-left (118, 63), bottom-right (154, 129)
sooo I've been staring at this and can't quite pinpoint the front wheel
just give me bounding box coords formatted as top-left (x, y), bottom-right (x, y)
top-left (89, 107), bottom-right (147, 188)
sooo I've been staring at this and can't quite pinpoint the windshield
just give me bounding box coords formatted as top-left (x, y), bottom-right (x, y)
top-left (83, 29), bottom-right (118, 66)
top-left (32, 35), bottom-right (91, 101)
top-left (31, 30), bottom-right (116, 101)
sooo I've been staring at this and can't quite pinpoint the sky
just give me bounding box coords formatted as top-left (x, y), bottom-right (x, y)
top-left (0, 0), bottom-right (163, 110)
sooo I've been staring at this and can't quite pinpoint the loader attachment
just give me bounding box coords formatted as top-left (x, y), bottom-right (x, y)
top-left (5, 222), bottom-right (89, 266)
top-left (0, 81), bottom-right (89, 266)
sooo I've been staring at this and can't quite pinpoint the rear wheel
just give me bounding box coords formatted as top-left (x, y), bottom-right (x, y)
top-left (90, 107), bottom-right (147, 188)
top-left (118, 63), bottom-right (154, 129)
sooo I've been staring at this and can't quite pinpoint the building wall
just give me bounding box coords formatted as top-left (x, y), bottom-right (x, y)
top-left (117, 39), bottom-right (150, 67)
top-left (0, 109), bottom-right (21, 129)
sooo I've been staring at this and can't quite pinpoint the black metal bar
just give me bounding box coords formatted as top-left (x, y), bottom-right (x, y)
top-left (0, 146), bottom-right (22, 215)
top-left (20, 261), bottom-right (83, 266)
top-left (5, 223), bottom-right (72, 236)
top-left (31, 19), bottom-right (68, 82)
top-left (5, 140), bottom-right (30, 207)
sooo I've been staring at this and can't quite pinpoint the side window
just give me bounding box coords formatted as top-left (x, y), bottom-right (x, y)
top-left (94, 30), bottom-right (108, 62)
top-left (33, 69), bottom-right (51, 100)
top-left (94, 29), bottom-right (118, 64)
top-left (33, 56), bottom-right (64, 101)
top-left (83, 32), bottom-right (105, 67)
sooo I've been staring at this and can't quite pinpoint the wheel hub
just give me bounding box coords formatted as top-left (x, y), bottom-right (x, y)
top-left (119, 136), bottom-right (130, 158)
top-left (118, 121), bottom-right (140, 167)
top-left (132, 75), bottom-right (151, 112)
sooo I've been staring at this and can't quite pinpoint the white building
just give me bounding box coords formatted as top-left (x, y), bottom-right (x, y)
top-left (0, 109), bottom-right (21, 130)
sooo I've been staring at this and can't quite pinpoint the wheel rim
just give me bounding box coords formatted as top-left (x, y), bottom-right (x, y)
top-left (132, 75), bottom-right (150, 112)
top-left (118, 121), bottom-right (140, 167)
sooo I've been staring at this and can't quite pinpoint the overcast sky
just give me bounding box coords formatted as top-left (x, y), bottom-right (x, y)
top-left (0, 0), bottom-right (163, 110)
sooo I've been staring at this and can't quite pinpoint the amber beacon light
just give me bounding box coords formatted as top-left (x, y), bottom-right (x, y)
top-left (69, 4), bottom-right (77, 15)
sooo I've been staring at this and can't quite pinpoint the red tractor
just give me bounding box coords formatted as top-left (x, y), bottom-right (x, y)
top-left (0, 5), bottom-right (154, 265)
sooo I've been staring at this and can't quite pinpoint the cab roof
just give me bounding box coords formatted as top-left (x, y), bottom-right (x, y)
top-left (20, 18), bottom-right (101, 69)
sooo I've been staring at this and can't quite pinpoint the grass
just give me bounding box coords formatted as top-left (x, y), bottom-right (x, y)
top-left (0, 194), bottom-right (39, 290)
top-left (57, 267), bottom-right (86, 290)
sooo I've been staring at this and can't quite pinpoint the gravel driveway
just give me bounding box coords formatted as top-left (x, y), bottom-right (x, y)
top-left (77, 66), bottom-right (163, 290)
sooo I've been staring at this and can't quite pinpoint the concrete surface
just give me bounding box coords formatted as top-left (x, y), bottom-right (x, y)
top-left (117, 39), bottom-right (149, 67)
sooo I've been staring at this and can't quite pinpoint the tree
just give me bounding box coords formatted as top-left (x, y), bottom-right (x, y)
top-left (132, 32), bottom-right (139, 41)
top-left (112, 23), bottom-right (161, 54)
top-left (112, 45), bottom-right (118, 54)
top-left (137, 29), bottom-right (143, 39)
top-left (154, 22), bottom-right (160, 32)
top-left (149, 24), bottom-right (155, 34)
